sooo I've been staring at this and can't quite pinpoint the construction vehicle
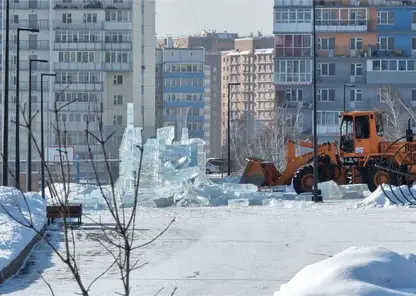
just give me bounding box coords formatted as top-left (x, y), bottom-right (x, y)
top-left (240, 110), bottom-right (416, 195)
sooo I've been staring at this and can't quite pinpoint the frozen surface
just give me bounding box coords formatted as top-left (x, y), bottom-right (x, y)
top-left (0, 187), bottom-right (46, 270)
top-left (4, 200), bottom-right (416, 295)
top-left (275, 246), bottom-right (416, 296)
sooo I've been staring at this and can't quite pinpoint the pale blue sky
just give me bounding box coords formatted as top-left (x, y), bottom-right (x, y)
top-left (155, 0), bottom-right (273, 36)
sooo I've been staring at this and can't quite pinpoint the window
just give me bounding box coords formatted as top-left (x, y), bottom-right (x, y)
top-left (58, 51), bottom-right (96, 63)
top-left (113, 115), bottom-right (122, 125)
top-left (377, 37), bottom-right (394, 50)
top-left (83, 13), bottom-right (97, 23)
top-left (412, 90), bottom-right (416, 102)
top-left (113, 94), bottom-right (123, 105)
top-left (113, 75), bottom-right (123, 85)
top-left (350, 89), bottom-right (362, 102)
top-left (372, 60), bottom-right (415, 71)
top-left (62, 13), bottom-right (72, 23)
top-left (275, 60), bottom-right (312, 83)
top-left (316, 111), bottom-right (340, 125)
top-left (317, 37), bottom-right (335, 50)
top-left (104, 31), bottom-right (131, 43)
top-left (377, 11), bottom-right (394, 25)
top-left (275, 8), bottom-right (312, 23)
top-left (413, 12), bottom-right (416, 25)
top-left (350, 37), bottom-right (363, 50)
top-left (350, 63), bottom-right (362, 76)
top-left (285, 89), bottom-right (303, 102)
top-left (318, 89), bottom-right (335, 102)
top-left (275, 34), bottom-right (312, 57)
top-left (12, 15), bottom-right (18, 23)
top-left (412, 37), bottom-right (416, 50)
top-left (105, 10), bottom-right (131, 22)
top-left (105, 52), bottom-right (129, 63)
top-left (318, 63), bottom-right (335, 76)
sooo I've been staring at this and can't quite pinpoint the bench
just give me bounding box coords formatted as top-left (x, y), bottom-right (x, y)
top-left (46, 203), bottom-right (83, 226)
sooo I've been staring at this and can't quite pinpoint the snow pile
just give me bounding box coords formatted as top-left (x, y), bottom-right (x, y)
top-left (0, 186), bottom-right (47, 270)
top-left (357, 184), bottom-right (416, 208)
top-left (275, 246), bottom-right (416, 296)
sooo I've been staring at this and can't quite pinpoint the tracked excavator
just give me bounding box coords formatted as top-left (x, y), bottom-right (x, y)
top-left (240, 110), bottom-right (416, 194)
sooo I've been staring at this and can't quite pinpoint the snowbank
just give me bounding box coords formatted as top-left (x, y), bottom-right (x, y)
top-left (357, 184), bottom-right (416, 208)
top-left (0, 187), bottom-right (47, 270)
top-left (275, 246), bottom-right (416, 296)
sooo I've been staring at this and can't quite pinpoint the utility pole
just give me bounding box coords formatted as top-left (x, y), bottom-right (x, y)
top-left (3, 0), bottom-right (10, 185)
top-left (27, 59), bottom-right (48, 192)
top-left (16, 28), bottom-right (40, 189)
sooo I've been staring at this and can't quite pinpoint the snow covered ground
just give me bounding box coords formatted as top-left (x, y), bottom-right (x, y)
top-left (0, 187), bottom-right (46, 272)
top-left (2, 199), bottom-right (416, 295)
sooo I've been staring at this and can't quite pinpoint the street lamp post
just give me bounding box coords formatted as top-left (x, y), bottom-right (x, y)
top-left (312, 0), bottom-right (322, 202)
top-left (27, 59), bottom-right (48, 192)
top-left (16, 28), bottom-right (40, 189)
top-left (40, 73), bottom-right (55, 200)
top-left (227, 82), bottom-right (240, 176)
top-left (3, 0), bottom-right (10, 185)
top-left (343, 84), bottom-right (355, 112)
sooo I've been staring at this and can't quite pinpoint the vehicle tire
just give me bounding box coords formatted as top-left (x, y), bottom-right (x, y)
top-left (292, 164), bottom-right (314, 195)
top-left (206, 169), bottom-right (211, 174)
top-left (367, 164), bottom-right (398, 192)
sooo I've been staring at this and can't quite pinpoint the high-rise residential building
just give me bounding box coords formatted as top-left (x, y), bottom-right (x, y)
top-left (0, 0), bottom-right (156, 181)
top-left (172, 30), bottom-right (238, 157)
top-left (221, 37), bottom-right (275, 148)
top-left (155, 46), bottom-right (206, 141)
top-left (274, 0), bottom-right (416, 143)
top-left (174, 30), bottom-right (238, 52)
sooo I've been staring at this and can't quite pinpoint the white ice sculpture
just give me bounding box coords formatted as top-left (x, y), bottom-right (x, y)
top-left (115, 103), bottom-right (143, 193)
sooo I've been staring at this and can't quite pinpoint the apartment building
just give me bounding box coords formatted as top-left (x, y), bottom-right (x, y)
top-left (274, 0), bottom-right (416, 142)
top-left (172, 30), bottom-right (238, 157)
top-left (221, 37), bottom-right (275, 147)
top-left (1, 0), bottom-right (155, 180)
top-left (155, 47), bottom-right (207, 141)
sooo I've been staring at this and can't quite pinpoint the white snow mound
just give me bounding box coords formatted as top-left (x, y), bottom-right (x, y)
top-left (357, 184), bottom-right (416, 208)
top-left (0, 186), bottom-right (47, 270)
top-left (274, 246), bottom-right (416, 296)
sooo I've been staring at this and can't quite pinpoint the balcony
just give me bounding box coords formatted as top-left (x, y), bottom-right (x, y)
top-left (10, 20), bottom-right (49, 30)
top-left (103, 21), bottom-right (131, 30)
top-left (315, 19), bottom-right (368, 32)
top-left (54, 21), bottom-right (104, 30)
top-left (54, 83), bottom-right (103, 92)
top-left (102, 63), bottom-right (132, 71)
top-left (54, 0), bottom-right (103, 9)
top-left (103, 42), bottom-right (132, 51)
top-left (54, 62), bottom-right (103, 71)
top-left (368, 0), bottom-right (416, 5)
top-left (274, 0), bottom-right (312, 6)
top-left (10, 40), bottom-right (50, 50)
top-left (366, 59), bottom-right (416, 84)
top-left (54, 0), bottom-right (132, 9)
top-left (316, 46), bottom-right (370, 58)
top-left (274, 72), bottom-right (313, 84)
top-left (275, 47), bottom-right (312, 58)
top-left (10, 61), bottom-right (50, 71)
top-left (54, 42), bottom-right (102, 51)
top-left (10, 0), bottom-right (50, 9)
top-left (13, 82), bottom-right (51, 91)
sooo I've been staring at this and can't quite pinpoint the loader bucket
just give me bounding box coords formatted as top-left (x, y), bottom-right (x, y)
top-left (239, 158), bottom-right (282, 187)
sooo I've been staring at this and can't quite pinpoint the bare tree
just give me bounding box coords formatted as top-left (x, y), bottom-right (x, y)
top-left (229, 103), bottom-right (303, 172)
top-left (378, 85), bottom-right (416, 140)
top-left (0, 84), bottom-right (176, 295)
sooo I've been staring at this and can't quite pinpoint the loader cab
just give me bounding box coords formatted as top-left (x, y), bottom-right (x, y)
top-left (340, 111), bottom-right (384, 155)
